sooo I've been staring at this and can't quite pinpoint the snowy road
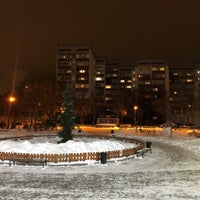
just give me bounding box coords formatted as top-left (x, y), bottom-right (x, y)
top-left (0, 134), bottom-right (200, 200)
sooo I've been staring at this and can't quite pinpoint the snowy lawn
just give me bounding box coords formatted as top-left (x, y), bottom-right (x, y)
top-left (0, 128), bottom-right (200, 200)
top-left (0, 136), bottom-right (138, 154)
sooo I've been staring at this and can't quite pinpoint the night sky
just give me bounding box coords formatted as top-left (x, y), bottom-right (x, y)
top-left (0, 0), bottom-right (200, 94)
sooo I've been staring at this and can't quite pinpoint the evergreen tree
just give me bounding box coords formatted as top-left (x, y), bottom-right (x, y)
top-left (58, 86), bottom-right (75, 143)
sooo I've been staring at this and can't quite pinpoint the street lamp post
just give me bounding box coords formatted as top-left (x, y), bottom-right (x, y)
top-left (134, 105), bottom-right (138, 132)
top-left (7, 96), bottom-right (16, 129)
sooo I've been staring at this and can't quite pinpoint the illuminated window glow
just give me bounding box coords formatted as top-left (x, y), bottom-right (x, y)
top-left (105, 85), bottom-right (112, 89)
top-left (145, 81), bottom-right (151, 85)
top-left (96, 77), bottom-right (103, 81)
top-left (153, 88), bottom-right (158, 92)
top-left (79, 70), bottom-right (86, 73)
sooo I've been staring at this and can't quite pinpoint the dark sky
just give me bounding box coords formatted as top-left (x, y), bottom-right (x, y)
top-left (1, 0), bottom-right (200, 93)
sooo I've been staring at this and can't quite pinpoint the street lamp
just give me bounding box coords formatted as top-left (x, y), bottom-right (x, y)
top-left (134, 105), bottom-right (138, 132)
top-left (7, 96), bottom-right (16, 129)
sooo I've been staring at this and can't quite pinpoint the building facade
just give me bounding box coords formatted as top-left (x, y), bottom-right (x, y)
top-left (95, 58), bottom-right (106, 113)
top-left (56, 44), bottom-right (200, 125)
top-left (194, 62), bottom-right (200, 124)
top-left (135, 60), bottom-right (169, 124)
top-left (169, 64), bottom-right (195, 125)
top-left (104, 60), bottom-right (120, 110)
top-left (56, 45), bottom-right (96, 99)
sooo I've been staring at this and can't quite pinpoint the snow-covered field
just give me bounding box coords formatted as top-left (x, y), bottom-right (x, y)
top-left (0, 128), bottom-right (200, 200)
top-left (0, 136), bottom-right (137, 154)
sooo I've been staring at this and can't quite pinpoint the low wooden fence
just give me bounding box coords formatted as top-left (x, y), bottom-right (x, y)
top-left (0, 134), bottom-right (145, 164)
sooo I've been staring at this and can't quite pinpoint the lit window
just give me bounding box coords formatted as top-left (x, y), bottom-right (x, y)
top-left (145, 81), bottom-right (151, 85)
top-left (159, 67), bottom-right (165, 71)
top-left (174, 91), bottom-right (178, 95)
top-left (153, 88), bottom-right (158, 92)
top-left (96, 77), bottom-right (102, 81)
top-left (186, 79), bottom-right (193, 82)
top-left (173, 73), bottom-right (178, 76)
top-left (105, 85), bottom-right (111, 89)
top-left (79, 77), bottom-right (85, 81)
top-left (120, 80), bottom-right (125, 83)
top-left (79, 70), bottom-right (86, 73)
top-left (126, 85), bottom-right (131, 88)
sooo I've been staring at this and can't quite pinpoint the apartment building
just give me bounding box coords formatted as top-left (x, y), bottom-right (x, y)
top-left (95, 58), bottom-right (106, 112)
top-left (104, 61), bottom-right (120, 113)
top-left (194, 62), bottom-right (200, 124)
top-left (56, 44), bottom-right (200, 125)
top-left (135, 60), bottom-right (169, 124)
top-left (56, 45), bottom-right (96, 100)
top-left (169, 64), bottom-right (195, 124)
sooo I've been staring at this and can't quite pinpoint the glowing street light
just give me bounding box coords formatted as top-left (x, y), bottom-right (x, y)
top-left (133, 105), bottom-right (138, 132)
top-left (7, 96), bottom-right (16, 129)
top-left (9, 96), bottom-right (16, 103)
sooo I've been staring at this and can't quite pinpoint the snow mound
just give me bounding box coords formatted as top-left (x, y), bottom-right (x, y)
top-left (0, 138), bottom-right (137, 154)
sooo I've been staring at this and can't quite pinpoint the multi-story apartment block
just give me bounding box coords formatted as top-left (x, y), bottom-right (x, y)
top-left (119, 64), bottom-right (132, 92)
top-left (56, 45), bottom-right (96, 100)
top-left (194, 62), bottom-right (200, 124)
top-left (56, 44), bottom-right (200, 125)
top-left (135, 60), bottom-right (169, 124)
top-left (95, 58), bottom-right (106, 111)
top-left (119, 63), bottom-right (134, 116)
top-left (169, 64), bottom-right (195, 124)
top-left (105, 61), bottom-right (120, 113)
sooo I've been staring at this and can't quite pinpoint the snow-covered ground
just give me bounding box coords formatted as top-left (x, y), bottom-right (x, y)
top-left (0, 128), bottom-right (200, 200)
top-left (0, 136), bottom-right (137, 154)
